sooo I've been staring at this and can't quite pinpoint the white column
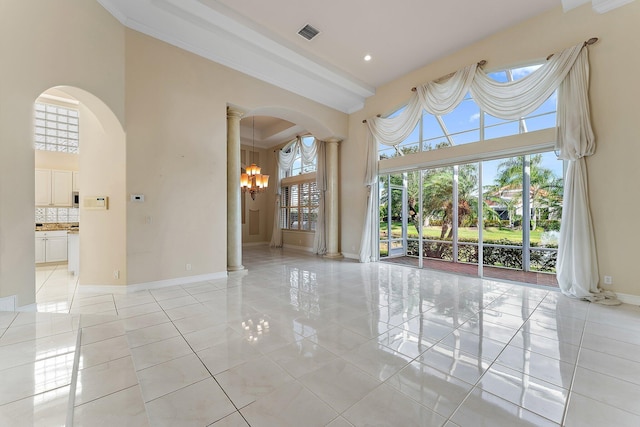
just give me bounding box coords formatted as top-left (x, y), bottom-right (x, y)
top-left (227, 107), bottom-right (245, 272)
top-left (324, 138), bottom-right (342, 258)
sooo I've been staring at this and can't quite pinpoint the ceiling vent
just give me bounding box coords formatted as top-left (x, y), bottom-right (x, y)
top-left (298, 24), bottom-right (320, 41)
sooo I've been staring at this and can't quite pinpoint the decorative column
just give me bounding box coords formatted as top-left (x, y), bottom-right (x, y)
top-left (324, 137), bottom-right (343, 258)
top-left (226, 107), bottom-right (245, 272)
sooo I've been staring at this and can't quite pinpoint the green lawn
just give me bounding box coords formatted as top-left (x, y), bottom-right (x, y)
top-left (380, 222), bottom-right (548, 244)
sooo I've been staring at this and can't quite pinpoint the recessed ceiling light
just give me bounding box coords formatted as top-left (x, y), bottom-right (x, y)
top-left (364, 54), bottom-right (372, 62)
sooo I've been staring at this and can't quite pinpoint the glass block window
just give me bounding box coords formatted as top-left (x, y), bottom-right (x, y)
top-left (34, 103), bottom-right (79, 153)
top-left (36, 208), bottom-right (79, 223)
top-left (280, 180), bottom-right (319, 231)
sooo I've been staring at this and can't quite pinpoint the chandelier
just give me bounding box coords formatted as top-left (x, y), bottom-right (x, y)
top-left (241, 116), bottom-right (269, 200)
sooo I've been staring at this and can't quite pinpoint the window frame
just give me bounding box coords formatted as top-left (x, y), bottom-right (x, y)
top-left (280, 173), bottom-right (319, 232)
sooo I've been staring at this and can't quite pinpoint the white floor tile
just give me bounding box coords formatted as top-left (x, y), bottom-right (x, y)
top-left (343, 383), bottom-right (446, 427)
top-left (240, 381), bottom-right (338, 427)
top-left (137, 353), bottom-right (210, 402)
top-left (75, 355), bottom-right (138, 406)
top-left (145, 377), bottom-right (235, 427)
top-left (298, 358), bottom-right (381, 413)
top-left (0, 385), bottom-right (69, 427)
top-left (79, 334), bottom-right (131, 369)
top-left (451, 388), bottom-right (558, 427)
top-left (572, 366), bottom-right (640, 416)
top-left (129, 335), bottom-right (192, 371)
top-left (577, 347), bottom-right (640, 386)
top-left (565, 392), bottom-right (640, 427)
top-left (73, 385), bottom-right (149, 427)
top-left (477, 363), bottom-right (568, 423)
top-left (15, 247), bottom-right (640, 426)
top-left (215, 356), bottom-right (295, 408)
top-left (386, 360), bottom-right (474, 418)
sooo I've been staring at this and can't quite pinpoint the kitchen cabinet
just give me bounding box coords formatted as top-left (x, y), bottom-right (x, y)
top-left (35, 231), bottom-right (68, 263)
top-left (35, 169), bottom-right (73, 207)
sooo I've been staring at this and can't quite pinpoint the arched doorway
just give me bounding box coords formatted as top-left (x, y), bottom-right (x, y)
top-left (34, 86), bottom-right (126, 290)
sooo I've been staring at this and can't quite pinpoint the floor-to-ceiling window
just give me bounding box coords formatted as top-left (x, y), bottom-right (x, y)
top-left (377, 63), bottom-right (563, 287)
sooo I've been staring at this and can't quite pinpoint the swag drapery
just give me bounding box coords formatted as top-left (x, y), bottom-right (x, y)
top-left (361, 42), bottom-right (604, 300)
top-left (270, 137), bottom-right (327, 255)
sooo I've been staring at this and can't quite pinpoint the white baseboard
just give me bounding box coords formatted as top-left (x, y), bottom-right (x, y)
top-left (342, 252), bottom-right (359, 260)
top-left (243, 241), bottom-right (269, 247)
top-left (282, 244), bottom-right (315, 253)
top-left (615, 292), bottom-right (640, 306)
top-left (0, 295), bottom-right (16, 311)
top-left (78, 271), bottom-right (228, 294)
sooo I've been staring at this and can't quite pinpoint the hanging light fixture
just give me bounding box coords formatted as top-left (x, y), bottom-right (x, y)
top-left (241, 117), bottom-right (269, 200)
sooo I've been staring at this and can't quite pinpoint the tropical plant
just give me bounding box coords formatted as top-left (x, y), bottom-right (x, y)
top-left (484, 154), bottom-right (562, 231)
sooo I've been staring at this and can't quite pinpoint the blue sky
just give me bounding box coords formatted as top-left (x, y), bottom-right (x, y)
top-left (381, 63), bottom-right (563, 187)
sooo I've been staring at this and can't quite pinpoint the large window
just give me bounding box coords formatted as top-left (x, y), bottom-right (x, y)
top-left (284, 136), bottom-right (316, 177)
top-left (280, 180), bottom-right (319, 231)
top-left (378, 150), bottom-right (563, 286)
top-left (379, 64), bottom-right (556, 159)
top-left (34, 103), bottom-right (79, 153)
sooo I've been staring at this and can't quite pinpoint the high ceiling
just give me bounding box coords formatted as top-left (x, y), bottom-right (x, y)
top-left (96, 0), bottom-right (610, 146)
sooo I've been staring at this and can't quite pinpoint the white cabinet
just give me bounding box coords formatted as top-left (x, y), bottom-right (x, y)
top-left (35, 231), bottom-right (68, 263)
top-left (35, 234), bottom-right (46, 263)
top-left (35, 169), bottom-right (73, 207)
top-left (35, 169), bottom-right (52, 206)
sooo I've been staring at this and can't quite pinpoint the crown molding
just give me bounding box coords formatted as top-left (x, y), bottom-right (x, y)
top-left (97, 0), bottom-right (374, 113)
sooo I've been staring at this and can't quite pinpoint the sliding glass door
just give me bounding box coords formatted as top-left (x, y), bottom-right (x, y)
top-left (379, 151), bottom-right (563, 286)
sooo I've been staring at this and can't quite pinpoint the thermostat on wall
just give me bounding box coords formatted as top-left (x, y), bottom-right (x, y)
top-left (130, 194), bottom-right (145, 202)
top-left (84, 196), bottom-right (108, 210)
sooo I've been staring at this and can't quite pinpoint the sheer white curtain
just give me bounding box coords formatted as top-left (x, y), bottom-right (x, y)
top-left (270, 137), bottom-right (326, 254)
top-left (269, 150), bottom-right (284, 248)
top-left (313, 140), bottom-right (327, 254)
top-left (554, 48), bottom-right (603, 300)
top-left (361, 42), bottom-right (604, 300)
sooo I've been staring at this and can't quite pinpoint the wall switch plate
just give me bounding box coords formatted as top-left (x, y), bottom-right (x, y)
top-left (131, 194), bottom-right (145, 202)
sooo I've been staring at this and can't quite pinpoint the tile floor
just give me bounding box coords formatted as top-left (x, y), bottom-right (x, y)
top-left (2, 247), bottom-right (640, 426)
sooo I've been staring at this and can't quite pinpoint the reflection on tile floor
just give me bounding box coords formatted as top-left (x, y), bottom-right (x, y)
top-left (2, 248), bottom-right (640, 426)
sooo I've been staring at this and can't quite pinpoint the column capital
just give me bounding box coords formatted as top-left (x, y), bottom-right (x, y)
top-left (226, 107), bottom-right (244, 120)
top-left (322, 137), bottom-right (343, 144)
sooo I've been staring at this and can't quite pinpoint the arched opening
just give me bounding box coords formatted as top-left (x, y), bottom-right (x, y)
top-left (34, 86), bottom-right (126, 296)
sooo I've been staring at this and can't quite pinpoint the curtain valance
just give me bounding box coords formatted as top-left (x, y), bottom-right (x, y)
top-left (270, 137), bottom-right (327, 255)
top-left (360, 41), bottom-right (608, 301)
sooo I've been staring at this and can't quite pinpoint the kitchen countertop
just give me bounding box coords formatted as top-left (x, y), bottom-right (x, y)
top-left (35, 223), bottom-right (79, 232)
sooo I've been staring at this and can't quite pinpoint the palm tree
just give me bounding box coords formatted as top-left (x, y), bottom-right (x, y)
top-left (485, 154), bottom-right (562, 231)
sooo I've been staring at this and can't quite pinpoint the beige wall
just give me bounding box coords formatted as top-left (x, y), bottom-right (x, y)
top-left (0, 0), bottom-right (125, 306)
top-left (123, 29), bottom-right (346, 284)
top-left (0, 0), bottom-right (346, 304)
top-left (76, 99), bottom-right (127, 286)
top-left (342, 3), bottom-right (640, 296)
